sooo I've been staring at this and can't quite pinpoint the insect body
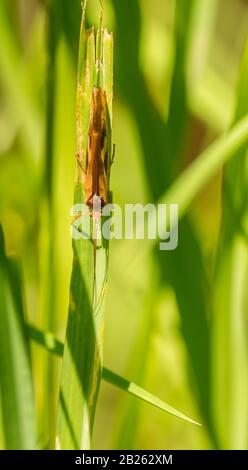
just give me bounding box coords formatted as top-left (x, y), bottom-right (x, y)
top-left (84, 86), bottom-right (110, 209)
top-left (82, 86), bottom-right (112, 306)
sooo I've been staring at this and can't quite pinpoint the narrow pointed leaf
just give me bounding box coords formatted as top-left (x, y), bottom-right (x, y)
top-left (0, 225), bottom-right (36, 449)
top-left (27, 324), bottom-right (201, 427)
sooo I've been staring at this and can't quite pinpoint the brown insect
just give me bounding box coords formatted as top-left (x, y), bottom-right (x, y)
top-left (84, 86), bottom-right (111, 209)
top-left (75, 85), bottom-right (114, 305)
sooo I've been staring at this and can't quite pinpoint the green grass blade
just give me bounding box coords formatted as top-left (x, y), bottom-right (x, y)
top-left (112, 0), bottom-right (170, 197)
top-left (120, 115), bottom-right (248, 246)
top-left (158, 115), bottom-right (248, 224)
top-left (27, 324), bottom-right (200, 427)
top-left (162, 0), bottom-right (211, 434)
top-left (111, 1), bottom-right (247, 442)
top-left (166, 0), bottom-right (196, 169)
top-left (42, 0), bottom-right (62, 444)
top-left (0, 0), bottom-right (41, 159)
top-left (211, 41), bottom-right (248, 449)
top-left (187, 0), bottom-right (218, 84)
top-left (103, 369), bottom-right (201, 427)
top-left (161, 219), bottom-right (211, 432)
top-left (27, 325), bottom-right (64, 357)
top-left (0, 225), bottom-right (36, 449)
top-left (114, 264), bottom-right (159, 449)
top-left (56, 3), bottom-right (113, 450)
top-left (113, 0), bottom-right (208, 434)
top-left (187, 0), bottom-right (227, 132)
top-left (120, 113), bottom-right (248, 439)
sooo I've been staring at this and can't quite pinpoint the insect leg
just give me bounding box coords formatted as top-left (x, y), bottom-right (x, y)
top-left (76, 152), bottom-right (86, 175)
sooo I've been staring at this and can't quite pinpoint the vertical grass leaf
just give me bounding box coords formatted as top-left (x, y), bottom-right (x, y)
top-left (56, 2), bottom-right (113, 450)
top-left (211, 40), bottom-right (248, 449)
top-left (0, 225), bottom-right (36, 449)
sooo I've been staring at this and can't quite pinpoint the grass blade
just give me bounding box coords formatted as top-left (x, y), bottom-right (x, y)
top-left (0, 0), bottom-right (41, 159)
top-left (211, 41), bottom-right (248, 449)
top-left (42, 0), bottom-right (62, 444)
top-left (27, 324), bottom-right (200, 427)
top-left (114, 264), bottom-right (159, 449)
top-left (119, 113), bottom-right (248, 439)
top-left (158, 115), bottom-right (248, 224)
top-left (112, 0), bottom-right (248, 440)
top-left (56, 2), bottom-right (113, 450)
top-left (166, 0), bottom-right (196, 169)
top-left (103, 369), bottom-right (201, 427)
top-left (112, 0), bottom-right (205, 441)
top-left (0, 225), bottom-right (36, 449)
top-left (27, 325), bottom-right (64, 357)
top-left (121, 115), bottom-right (248, 252)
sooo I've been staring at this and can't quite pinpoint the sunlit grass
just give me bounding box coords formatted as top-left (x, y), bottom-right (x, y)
top-left (0, 0), bottom-right (247, 451)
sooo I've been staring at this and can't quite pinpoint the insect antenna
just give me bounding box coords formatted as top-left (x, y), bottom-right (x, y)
top-left (82, 0), bottom-right (87, 15)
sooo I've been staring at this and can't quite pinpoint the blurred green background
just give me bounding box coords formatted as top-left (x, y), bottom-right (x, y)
top-left (0, 0), bottom-right (248, 450)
